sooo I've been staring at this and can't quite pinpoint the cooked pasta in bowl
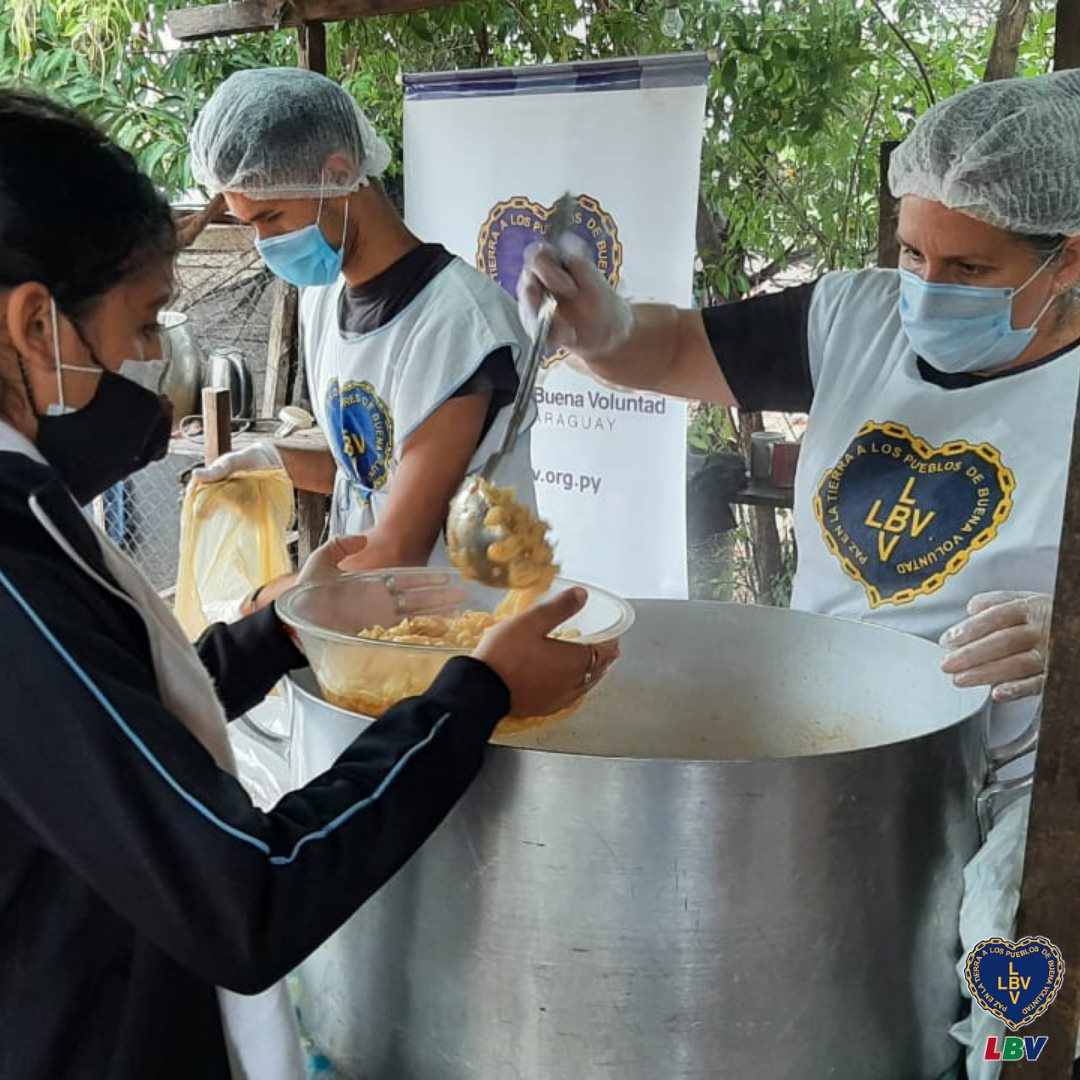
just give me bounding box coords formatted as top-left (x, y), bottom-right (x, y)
top-left (276, 568), bottom-right (634, 737)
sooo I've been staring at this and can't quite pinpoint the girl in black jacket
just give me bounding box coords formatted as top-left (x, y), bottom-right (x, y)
top-left (0, 90), bottom-right (615, 1080)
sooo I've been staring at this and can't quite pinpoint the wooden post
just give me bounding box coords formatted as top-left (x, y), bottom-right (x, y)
top-left (877, 140), bottom-right (901, 269)
top-left (1055, 0), bottom-right (1080, 69)
top-left (735, 412), bottom-right (785, 603)
top-left (263, 280), bottom-right (300, 419)
top-left (293, 17), bottom-right (327, 556)
top-left (296, 493), bottom-right (331, 563)
top-left (1001, 8), bottom-right (1080, 1073)
top-left (298, 20), bottom-right (328, 72)
top-left (202, 387), bottom-right (233, 464)
top-left (999, 388), bottom-right (1080, 1077)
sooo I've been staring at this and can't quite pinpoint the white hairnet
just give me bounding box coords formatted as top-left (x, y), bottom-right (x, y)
top-left (889, 70), bottom-right (1080, 236)
top-left (190, 67), bottom-right (392, 200)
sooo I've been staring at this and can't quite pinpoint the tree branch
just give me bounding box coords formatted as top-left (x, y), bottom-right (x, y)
top-left (696, 194), bottom-right (728, 265)
top-left (984, 0), bottom-right (1033, 80)
top-left (838, 81), bottom-right (883, 267)
top-left (867, 0), bottom-right (936, 106)
top-left (749, 247), bottom-right (813, 290)
top-left (737, 138), bottom-right (832, 252)
top-left (499, 0), bottom-right (553, 59)
top-left (475, 18), bottom-right (490, 66)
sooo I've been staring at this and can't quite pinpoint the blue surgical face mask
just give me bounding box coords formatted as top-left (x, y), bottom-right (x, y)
top-left (898, 248), bottom-right (1063, 374)
top-left (256, 195), bottom-right (349, 288)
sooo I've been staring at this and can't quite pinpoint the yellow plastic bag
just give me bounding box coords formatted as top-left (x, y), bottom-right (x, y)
top-left (174, 469), bottom-right (295, 639)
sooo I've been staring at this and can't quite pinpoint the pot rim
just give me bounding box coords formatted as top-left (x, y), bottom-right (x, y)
top-left (283, 665), bottom-right (991, 768)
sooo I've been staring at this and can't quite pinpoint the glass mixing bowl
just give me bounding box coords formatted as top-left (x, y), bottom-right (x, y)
top-left (276, 568), bottom-right (635, 736)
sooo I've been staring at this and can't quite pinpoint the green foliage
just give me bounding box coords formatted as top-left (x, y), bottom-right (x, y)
top-left (1, 0), bottom-right (1056, 609)
top-left (1, 0), bottom-right (293, 195)
top-left (688, 403), bottom-right (737, 454)
top-left (688, 532), bottom-right (737, 601)
top-left (0, 0), bottom-right (1056, 293)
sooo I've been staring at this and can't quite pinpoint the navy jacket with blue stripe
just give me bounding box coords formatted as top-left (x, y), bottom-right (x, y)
top-left (0, 451), bottom-right (509, 1079)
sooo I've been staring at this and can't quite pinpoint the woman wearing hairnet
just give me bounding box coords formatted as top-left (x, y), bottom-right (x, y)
top-left (188, 69), bottom-right (537, 609)
top-left (520, 71), bottom-right (1080, 1075)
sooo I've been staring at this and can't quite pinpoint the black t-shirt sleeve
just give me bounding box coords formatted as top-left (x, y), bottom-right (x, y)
top-left (451, 346), bottom-right (519, 403)
top-left (449, 345), bottom-right (520, 444)
top-left (701, 281), bottom-right (818, 413)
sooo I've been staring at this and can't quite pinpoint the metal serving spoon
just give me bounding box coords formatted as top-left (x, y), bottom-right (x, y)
top-left (446, 192), bottom-right (576, 587)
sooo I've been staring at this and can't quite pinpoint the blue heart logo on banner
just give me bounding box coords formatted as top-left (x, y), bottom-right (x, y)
top-left (965, 937), bottom-right (1066, 1030)
top-left (476, 194), bottom-right (622, 368)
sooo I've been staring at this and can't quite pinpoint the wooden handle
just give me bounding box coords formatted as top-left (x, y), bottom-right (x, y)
top-left (202, 387), bottom-right (232, 464)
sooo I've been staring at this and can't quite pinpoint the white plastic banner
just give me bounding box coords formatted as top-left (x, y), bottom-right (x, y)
top-left (404, 54), bottom-right (709, 598)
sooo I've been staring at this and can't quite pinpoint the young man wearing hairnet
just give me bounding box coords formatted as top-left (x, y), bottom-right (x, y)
top-left (189, 68), bottom-right (536, 606)
top-left (520, 71), bottom-right (1080, 1075)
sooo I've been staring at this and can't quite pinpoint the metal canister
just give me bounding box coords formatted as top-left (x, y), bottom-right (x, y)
top-left (205, 347), bottom-right (255, 420)
top-left (749, 430), bottom-right (784, 481)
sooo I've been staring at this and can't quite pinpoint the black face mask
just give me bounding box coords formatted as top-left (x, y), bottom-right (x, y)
top-left (35, 370), bottom-right (174, 505)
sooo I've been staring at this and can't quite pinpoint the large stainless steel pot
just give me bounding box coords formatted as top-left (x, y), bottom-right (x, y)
top-left (283, 600), bottom-right (1012, 1080)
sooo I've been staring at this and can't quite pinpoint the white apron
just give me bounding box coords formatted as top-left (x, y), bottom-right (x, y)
top-left (793, 269), bottom-right (1080, 750)
top-left (300, 257), bottom-right (537, 560)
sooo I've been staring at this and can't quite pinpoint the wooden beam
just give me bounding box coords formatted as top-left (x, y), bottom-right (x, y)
top-left (167, 0), bottom-right (460, 41)
top-left (298, 20), bottom-right (327, 72)
top-left (1055, 0), bottom-right (1080, 69)
top-left (175, 193), bottom-right (227, 249)
top-left (171, 426), bottom-right (327, 459)
top-left (876, 140), bottom-right (901, 269)
top-left (999, 379), bottom-right (1080, 1078)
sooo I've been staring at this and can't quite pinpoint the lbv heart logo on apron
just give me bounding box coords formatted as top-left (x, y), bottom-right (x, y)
top-left (325, 378), bottom-right (394, 499)
top-left (476, 194), bottom-right (622, 368)
top-left (812, 420), bottom-right (1015, 608)
top-left (965, 936), bottom-right (1065, 1030)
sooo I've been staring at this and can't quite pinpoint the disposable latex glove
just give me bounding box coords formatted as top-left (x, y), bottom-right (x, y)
top-left (192, 440), bottom-right (284, 485)
top-left (517, 233), bottom-right (634, 359)
top-left (939, 591), bottom-right (1052, 703)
